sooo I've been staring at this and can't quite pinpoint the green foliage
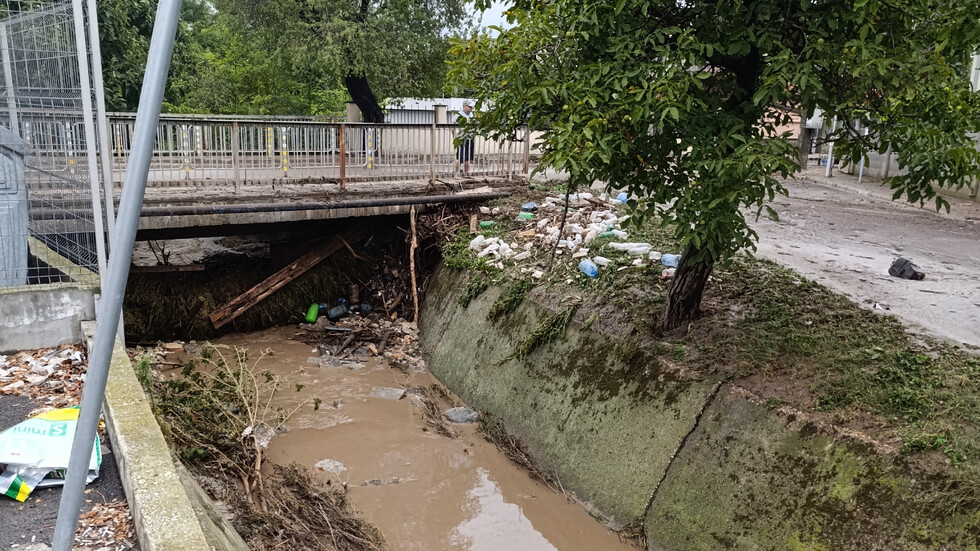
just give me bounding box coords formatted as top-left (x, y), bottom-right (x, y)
top-left (132, 350), bottom-right (154, 391)
top-left (508, 305), bottom-right (578, 360)
top-left (459, 275), bottom-right (491, 308)
top-left (487, 279), bottom-right (534, 321)
top-left (442, 228), bottom-right (500, 274)
top-left (210, 0), bottom-right (471, 115)
top-left (449, 0), bottom-right (980, 270)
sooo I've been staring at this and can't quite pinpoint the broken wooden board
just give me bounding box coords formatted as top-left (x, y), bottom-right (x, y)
top-left (209, 234), bottom-right (351, 329)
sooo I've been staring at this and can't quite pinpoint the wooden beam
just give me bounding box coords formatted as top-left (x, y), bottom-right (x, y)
top-left (209, 234), bottom-right (351, 329)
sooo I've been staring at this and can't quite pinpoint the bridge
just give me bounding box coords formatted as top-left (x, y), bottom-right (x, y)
top-left (23, 112), bottom-right (530, 240)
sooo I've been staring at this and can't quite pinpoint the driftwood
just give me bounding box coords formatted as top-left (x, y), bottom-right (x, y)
top-left (410, 206), bottom-right (420, 324)
top-left (209, 234), bottom-right (351, 329)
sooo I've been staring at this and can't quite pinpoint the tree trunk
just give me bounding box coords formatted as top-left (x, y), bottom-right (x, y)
top-left (661, 241), bottom-right (715, 332)
top-left (344, 74), bottom-right (385, 123)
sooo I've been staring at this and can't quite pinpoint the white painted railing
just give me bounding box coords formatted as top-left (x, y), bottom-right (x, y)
top-left (106, 113), bottom-right (530, 188)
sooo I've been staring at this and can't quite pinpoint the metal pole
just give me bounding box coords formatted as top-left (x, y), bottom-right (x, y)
top-left (86, 0), bottom-right (117, 243)
top-left (339, 123), bottom-right (346, 190)
top-left (825, 117), bottom-right (836, 178)
top-left (970, 53), bottom-right (980, 92)
top-left (231, 120), bottom-right (241, 191)
top-left (72, 0), bottom-right (108, 280)
top-left (52, 0), bottom-right (182, 548)
top-left (0, 23), bottom-right (19, 138)
top-left (429, 123), bottom-right (435, 185)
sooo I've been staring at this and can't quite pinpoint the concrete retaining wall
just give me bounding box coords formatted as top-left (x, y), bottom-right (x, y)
top-left (419, 267), bottom-right (980, 549)
top-left (0, 284), bottom-right (96, 352)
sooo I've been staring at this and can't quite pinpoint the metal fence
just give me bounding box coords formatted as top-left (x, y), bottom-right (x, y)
top-left (106, 113), bottom-right (530, 188)
top-left (0, 0), bottom-right (106, 288)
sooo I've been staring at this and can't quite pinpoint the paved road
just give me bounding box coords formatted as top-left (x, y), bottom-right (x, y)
top-left (752, 167), bottom-right (980, 349)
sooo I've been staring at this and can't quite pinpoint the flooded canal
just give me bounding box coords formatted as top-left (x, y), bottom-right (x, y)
top-left (209, 326), bottom-right (635, 551)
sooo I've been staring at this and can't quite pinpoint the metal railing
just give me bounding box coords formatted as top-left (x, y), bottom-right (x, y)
top-left (106, 113), bottom-right (530, 188)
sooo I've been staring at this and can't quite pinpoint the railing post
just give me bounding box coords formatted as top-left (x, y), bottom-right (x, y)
top-left (429, 123), bottom-right (436, 186)
top-left (231, 120), bottom-right (241, 192)
top-left (0, 23), bottom-right (19, 138)
top-left (281, 126), bottom-right (288, 177)
top-left (339, 123), bottom-right (346, 190)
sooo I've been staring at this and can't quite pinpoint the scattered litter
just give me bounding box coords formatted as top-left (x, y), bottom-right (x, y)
top-left (361, 477), bottom-right (402, 487)
top-left (0, 344), bottom-right (87, 407)
top-left (479, 220), bottom-right (496, 229)
top-left (888, 257), bottom-right (925, 280)
top-left (662, 268), bottom-right (676, 279)
top-left (594, 256), bottom-right (611, 266)
top-left (74, 499), bottom-right (137, 550)
top-left (314, 458), bottom-right (347, 475)
top-left (0, 407), bottom-right (101, 502)
top-left (479, 206), bottom-right (491, 214)
top-left (521, 202), bottom-right (538, 212)
top-left (369, 387), bottom-right (406, 401)
top-left (578, 258), bottom-right (599, 278)
top-left (444, 407), bottom-right (480, 424)
top-left (661, 254), bottom-right (682, 267)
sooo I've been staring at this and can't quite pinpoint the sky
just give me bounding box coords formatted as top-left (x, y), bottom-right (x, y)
top-left (472, 1), bottom-right (511, 30)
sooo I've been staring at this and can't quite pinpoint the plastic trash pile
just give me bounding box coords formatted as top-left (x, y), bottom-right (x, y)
top-left (466, 191), bottom-right (683, 279)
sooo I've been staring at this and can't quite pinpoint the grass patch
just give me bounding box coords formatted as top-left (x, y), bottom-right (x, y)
top-left (694, 255), bottom-right (980, 471)
top-left (459, 275), bottom-right (491, 308)
top-left (487, 279), bottom-right (534, 321)
top-left (507, 305), bottom-right (578, 361)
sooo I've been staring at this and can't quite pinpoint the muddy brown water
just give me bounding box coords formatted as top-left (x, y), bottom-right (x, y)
top-left (210, 327), bottom-right (634, 551)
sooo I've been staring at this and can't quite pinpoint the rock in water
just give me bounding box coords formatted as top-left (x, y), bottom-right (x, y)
top-left (445, 407), bottom-right (479, 424)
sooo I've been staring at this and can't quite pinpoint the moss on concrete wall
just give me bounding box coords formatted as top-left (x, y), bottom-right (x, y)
top-left (419, 267), bottom-right (980, 549)
top-left (420, 266), bottom-right (717, 523)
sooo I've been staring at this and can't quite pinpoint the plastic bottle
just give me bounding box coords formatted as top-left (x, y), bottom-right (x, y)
top-left (326, 304), bottom-right (350, 322)
top-left (661, 254), bottom-right (682, 267)
top-left (578, 258), bottom-right (599, 278)
top-left (479, 220), bottom-right (496, 229)
top-left (617, 192), bottom-right (628, 203)
top-left (305, 303), bottom-right (320, 323)
top-left (517, 212), bottom-right (534, 221)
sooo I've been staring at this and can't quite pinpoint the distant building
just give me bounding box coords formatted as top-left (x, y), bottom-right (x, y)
top-left (383, 98), bottom-right (477, 124)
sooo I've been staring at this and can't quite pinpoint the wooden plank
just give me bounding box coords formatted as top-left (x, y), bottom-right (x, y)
top-left (209, 234), bottom-right (350, 329)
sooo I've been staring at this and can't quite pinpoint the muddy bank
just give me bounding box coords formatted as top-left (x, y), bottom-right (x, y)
top-left (419, 266), bottom-right (980, 550)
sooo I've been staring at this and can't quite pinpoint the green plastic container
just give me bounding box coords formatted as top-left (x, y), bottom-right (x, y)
top-left (305, 303), bottom-right (320, 323)
top-left (479, 220), bottom-right (496, 228)
top-left (517, 212), bottom-right (534, 221)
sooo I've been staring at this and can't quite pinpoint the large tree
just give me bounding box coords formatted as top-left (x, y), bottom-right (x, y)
top-left (449, 0), bottom-right (980, 331)
top-left (220, 0), bottom-right (470, 122)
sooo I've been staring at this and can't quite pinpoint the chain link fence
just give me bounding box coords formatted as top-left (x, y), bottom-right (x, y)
top-left (1, 0), bottom-right (106, 287)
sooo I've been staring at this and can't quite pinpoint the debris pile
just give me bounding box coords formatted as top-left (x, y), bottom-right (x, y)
top-left (0, 345), bottom-right (86, 407)
top-left (300, 315), bottom-right (427, 373)
top-left (74, 499), bottom-right (138, 550)
top-left (466, 191), bottom-right (682, 278)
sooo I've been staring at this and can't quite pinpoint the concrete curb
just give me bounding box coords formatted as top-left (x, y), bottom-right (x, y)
top-left (82, 322), bottom-right (214, 551)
